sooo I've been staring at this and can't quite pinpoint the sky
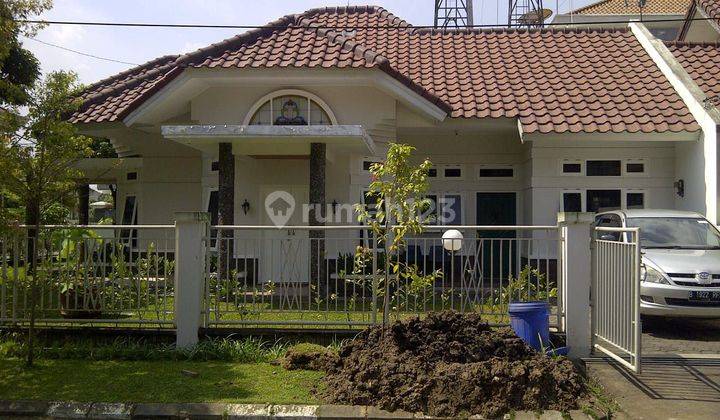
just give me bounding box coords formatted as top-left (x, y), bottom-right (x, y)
top-left (22, 0), bottom-right (596, 86)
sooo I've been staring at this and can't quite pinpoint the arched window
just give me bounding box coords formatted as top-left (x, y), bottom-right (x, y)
top-left (244, 89), bottom-right (337, 126)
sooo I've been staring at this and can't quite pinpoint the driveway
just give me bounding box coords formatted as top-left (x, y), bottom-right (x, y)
top-left (642, 316), bottom-right (720, 355)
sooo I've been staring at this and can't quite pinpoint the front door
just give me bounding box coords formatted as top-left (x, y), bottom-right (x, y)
top-left (476, 192), bottom-right (517, 280)
top-left (260, 186), bottom-right (309, 284)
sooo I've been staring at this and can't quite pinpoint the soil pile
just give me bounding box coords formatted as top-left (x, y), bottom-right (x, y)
top-left (280, 343), bottom-right (339, 371)
top-left (319, 311), bottom-right (586, 418)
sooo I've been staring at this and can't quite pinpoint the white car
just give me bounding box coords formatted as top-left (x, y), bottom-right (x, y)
top-left (594, 209), bottom-right (720, 318)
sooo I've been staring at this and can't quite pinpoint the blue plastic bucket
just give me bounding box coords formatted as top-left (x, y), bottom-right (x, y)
top-left (508, 301), bottom-right (550, 351)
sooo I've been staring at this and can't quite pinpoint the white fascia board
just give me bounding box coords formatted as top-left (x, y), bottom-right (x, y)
top-left (520, 130), bottom-right (699, 142)
top-left (122, 70), bottom-right (194, 127)
top-left (630, 21), bottom-right (718, 221)
top-left (370, 71), bottom-right (447, 122)
top-left (123, 67), bottom-right (446, 126)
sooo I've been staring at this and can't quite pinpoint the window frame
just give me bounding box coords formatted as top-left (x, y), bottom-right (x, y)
top-left (560, 189), bottom-right (586, 212)
top-left (559, 159), bottom-right (584, 176)
top-left (477, 164), bottom-right (516, 180)
top-left (623, 159), bottom-right (646, 177)
top-left (243, 89), bottom-right (338, 126)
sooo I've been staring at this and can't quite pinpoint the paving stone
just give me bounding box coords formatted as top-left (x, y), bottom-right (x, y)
top-left (133, 402), bottom-right (182, 418)
top-left (538, 411), bottom-right (564, 420)
top-left (47, 401), bottom-right (92, 419)
top-left (365, 405), bottom-right (414, 419)
top-left (86, 402), bottom-right (134, 419)
top-left (0, 400), bottom-right (49, 417)
top-left (226, 403), bottom-right (272, 419)
top-left (568, 410), bottom-right (592, 419)
top-left (316, 404), bottom-right (363, 418)
top-left (269, 404), bottom-right (318, 419)
top-left (178, 403), bottom-right (229, 419)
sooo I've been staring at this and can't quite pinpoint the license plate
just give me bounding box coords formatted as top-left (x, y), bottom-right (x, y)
top-left (688, 290), bottom-right (720, 301)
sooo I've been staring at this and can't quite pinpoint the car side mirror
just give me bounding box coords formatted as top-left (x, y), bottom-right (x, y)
top-left (599, 233), bottom-right (617, 241)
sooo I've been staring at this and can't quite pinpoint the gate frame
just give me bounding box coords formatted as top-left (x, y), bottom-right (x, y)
top-left (591, 226), bottom-right (642, 373)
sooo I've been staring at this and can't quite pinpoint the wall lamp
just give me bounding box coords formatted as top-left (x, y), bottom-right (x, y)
top-left (674, 179), bottom-right (684, 198)
top-left (242, 199), bottom-right (250, 215)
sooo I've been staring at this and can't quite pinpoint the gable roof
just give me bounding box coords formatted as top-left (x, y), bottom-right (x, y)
top-left (72, 5), bottom-right (699, 135)
top-left (665, 41), bottom-right (720, 101)
top-left (698, 0), bottom-right (720, 21)
top-left (570, 0), bottom-right (691, 15)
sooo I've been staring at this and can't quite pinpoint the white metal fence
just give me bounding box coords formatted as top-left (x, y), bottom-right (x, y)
top-left (0, 222), bottom-right (563, 330)
top-left (204, 224), bottom-right (562, 329)
top-left (591, 226), bottom-right (642, 373)
top-left (0, 225), bottom-right (175, 327)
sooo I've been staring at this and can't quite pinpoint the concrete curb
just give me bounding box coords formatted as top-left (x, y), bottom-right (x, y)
top-left (0, 400), bottom-right (592, 419)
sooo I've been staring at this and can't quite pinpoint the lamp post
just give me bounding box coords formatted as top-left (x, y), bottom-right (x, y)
top-left (442, 229), bottom-right (463, 292)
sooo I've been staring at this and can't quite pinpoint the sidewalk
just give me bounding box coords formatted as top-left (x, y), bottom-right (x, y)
top-left (586, 356), bottom-right (720, 420)
top-left (0, 400), bottom-right (592, 419)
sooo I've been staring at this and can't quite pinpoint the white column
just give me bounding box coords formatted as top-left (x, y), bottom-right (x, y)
top-left (558, 212), bottom-right (594, 358)
top-left (174, 211), bottom-right (209, 348)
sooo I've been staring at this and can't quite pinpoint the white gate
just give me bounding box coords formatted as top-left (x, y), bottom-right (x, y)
top-left (591, 227), bottom-right (642, 373)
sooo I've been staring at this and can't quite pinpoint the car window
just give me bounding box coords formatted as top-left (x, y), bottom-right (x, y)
top-left (596, 214), bottom-right (622, 241)
top-left (625, 217), bottom-right (720, 249)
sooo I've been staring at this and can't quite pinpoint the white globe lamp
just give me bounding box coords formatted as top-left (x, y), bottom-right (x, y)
top-left (442, 229), bottom-right (463, 252)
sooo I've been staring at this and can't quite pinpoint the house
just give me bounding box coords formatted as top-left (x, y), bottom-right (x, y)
top-left (70, 5), bottom-right (720, 269)
top-left (553, 0), bottom-right (692, 40)
top-left (678, 0), bottom-right (720, 41)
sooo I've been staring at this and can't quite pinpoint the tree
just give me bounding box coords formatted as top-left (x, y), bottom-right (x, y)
top-left (0, 0), bottom-right (52, 106)
top-left (0, 70), bottom-right (91, 366)
top-left (354, 143), bottom-right (435, 325)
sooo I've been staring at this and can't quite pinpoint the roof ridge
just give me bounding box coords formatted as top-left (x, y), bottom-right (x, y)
top-left (298, 5), bottom-right (414, 29)
top-left (303, 21), bottom-right (452, 113)
top-left (665, 39), bottom-right (720, 47)
top-left (79, 54), bottom-right (178, 98)
top-left (76, 12), bottom-right (304, 112)
top-left (412, 26), bottom-right (630, 35)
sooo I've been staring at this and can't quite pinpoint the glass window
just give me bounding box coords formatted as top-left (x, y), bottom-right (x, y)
top-left (626, 162), bottom-right (645, 173)
top-left (586, 190), bottom-right (621, 212)
top-left (586, 160), bottom-right (621, 176)
top-left (479, 168), bottom-right (514, 178)
top-left (444, 168), bottom-right (462, 178)
top-left (626, 217), bottom-right (720, 249)
top-left (562, 163), bottom-right (582, 173)
top-left (441, 194), bottom-right (462, 225)
top-left (428, 168), bottom-right (437, 178)
top-left (249, 93), bottom-right (332, 126)
top-left (309, 100), bottom-right (331, 125)
top-left (627, 192), bottom-right (644, 209)
top-left (562, 192), bottom-right (582, 212)
top-left (249, 101), bottom-right (271, 125)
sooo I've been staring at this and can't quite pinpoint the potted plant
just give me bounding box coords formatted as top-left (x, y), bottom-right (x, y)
top-left (500, 265), bottom-right (557, 351)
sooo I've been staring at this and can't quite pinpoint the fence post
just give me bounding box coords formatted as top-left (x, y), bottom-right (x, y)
top-left (558, 212), bottom-right (594, 358)
top-left (174, 212), bottom-right (209, 348)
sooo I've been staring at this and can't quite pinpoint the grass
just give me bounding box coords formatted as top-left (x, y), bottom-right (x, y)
top-left (0, 334), bottom-right (292, 362)
top-left (0, 358), bottom-right (322, 404)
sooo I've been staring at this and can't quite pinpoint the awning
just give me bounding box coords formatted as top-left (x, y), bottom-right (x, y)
top-left (161, 124), bottom-right (376, 156)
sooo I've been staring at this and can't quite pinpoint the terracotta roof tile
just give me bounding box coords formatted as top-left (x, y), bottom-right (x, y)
top-left (697, 0), bottom-right (720, 22)
top-left (571, 0), bottom-right (690, 15)
top-left (665, 41), bottom-right (720, 100)
top-left (72, 5), bottom-right (700, 134)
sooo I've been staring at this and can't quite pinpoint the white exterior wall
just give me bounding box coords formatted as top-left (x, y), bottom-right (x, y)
top-left (529, 140), bottom-right (676, 226)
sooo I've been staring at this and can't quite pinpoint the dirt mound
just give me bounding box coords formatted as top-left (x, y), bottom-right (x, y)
top-left (319, 311), bottom-right (586, 418)
top-left (280, 343), bottom-right (339, 371)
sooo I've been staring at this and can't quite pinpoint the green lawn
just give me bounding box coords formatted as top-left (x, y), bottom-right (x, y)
top-left (0, 359), bottom-right (322, 404)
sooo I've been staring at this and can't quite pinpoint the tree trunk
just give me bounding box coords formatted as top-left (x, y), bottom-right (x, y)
top-left (25, 199), bottom-right (40, 367)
